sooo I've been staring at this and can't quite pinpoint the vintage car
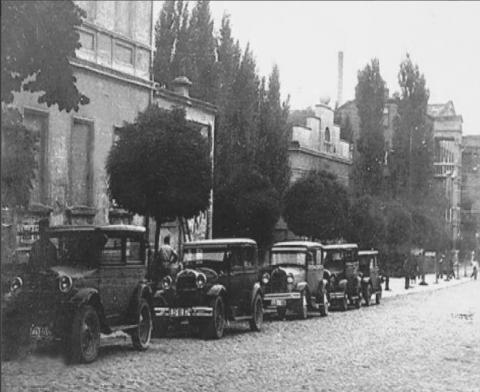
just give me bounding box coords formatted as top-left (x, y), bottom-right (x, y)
top-left (323, 243), bottom-right (362, 310)
top-left (262, 241), bottom-right (329, 319)
top-left (153, 239), bottom-right (263, 339)
top-left (358, 250), bottom-right (382, 306)
top-left (2, 225), bottom-right (153, 363)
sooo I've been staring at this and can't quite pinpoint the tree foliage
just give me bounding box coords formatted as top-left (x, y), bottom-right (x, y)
top-left (349, 195), bottom-right (386, 250)
top-left (1, 0), bottom-right (89, 111)
top-left (284, 171), bottom-right (349, 241)
top-left (1, 108), bottom-right (37, 208)
top-left (389, 53), bottom-right (432, 201)
top-left (353, 59), bottom-right (386, 196)
top-left (106, 106), bottom-right (211, 226)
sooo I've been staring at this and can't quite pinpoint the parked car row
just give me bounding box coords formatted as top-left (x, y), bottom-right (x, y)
top-left (1, 225), bottom-right (383, 364)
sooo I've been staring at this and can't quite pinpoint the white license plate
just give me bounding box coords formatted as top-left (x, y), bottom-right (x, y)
top-left (30, 326), bottom-right (52, 339)
top-left (273, 299), bottom-right (286, 306)
top-left (169, 308), bottom-right (192, 317)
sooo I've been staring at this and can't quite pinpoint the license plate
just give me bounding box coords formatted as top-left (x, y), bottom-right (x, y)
top-left (273, 299), bottom-right (286, 306)
top-left (169, 308), bottom-right (192, 317)
top-left (30, 325), bottom-right (52, 339)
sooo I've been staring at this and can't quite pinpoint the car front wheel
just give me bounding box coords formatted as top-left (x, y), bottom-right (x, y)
top-left (298, 291), bottom-right (308, 319)
top-left (341, 292), bottom-right (348, 311)
top-left (364, 285), bottom-right (372, 306)
top-left (201, 296), bottom-right (225, 339)
top-left (319, 291), bottom-right (329, 317)
top-left (249, 294), bottom-right (263, 332)
top-left (70, 305), bottom-right (100, 363)
top-left (131, 299), bottom-right (152, 350)
top-left (376, 288), bottom-right (382, 305)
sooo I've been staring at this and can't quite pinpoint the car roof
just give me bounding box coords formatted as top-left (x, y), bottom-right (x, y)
top-left (359, 250), bottom-right (379, 256)
top-left (322, 243), bottom-right (358, 250)
top-left (47, 224), bottom-right (146, 234)
top-left (273, 241), bottom-right (324, 248)
top-left (184, 238), bottom-right (257, 247)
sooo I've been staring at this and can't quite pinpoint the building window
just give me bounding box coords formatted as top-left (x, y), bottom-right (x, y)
top-left (114, 43), bottom-right (134, 65)
top-left (69, 120), bottom-right (93, 206)
top-left (23, 110), bottom-right (48, 205)
top-left (325, 127), bottom-right (331, 142)
top-left (79, 30), bottom-right (95, 51)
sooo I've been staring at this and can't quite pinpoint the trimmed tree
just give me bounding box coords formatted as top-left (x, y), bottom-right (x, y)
top-left (106, 106), bottom-right (211, 252)
top-left (1, 0), bottom-right (89, 111)
top-left (283, 171), bottom-right (350, 241)
top-left (349, 195), bottom-right (386, 250)
top-left (353, 58), bottom-right (386, 196)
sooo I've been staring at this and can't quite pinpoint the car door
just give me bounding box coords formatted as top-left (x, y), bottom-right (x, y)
top-left (370, 255), bottom-right (379, 291)
top-left (305, 249), bottom-right (318, 297)
top-left (226, 246), bottom-right (244, 312)
top-left (242, 244), bottom-right (259, 313)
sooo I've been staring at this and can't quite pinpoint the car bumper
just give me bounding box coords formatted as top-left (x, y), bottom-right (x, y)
top-left (263, 292), bottom-right (301, 308)
top-left (154, 306), bottom-right (213, 318)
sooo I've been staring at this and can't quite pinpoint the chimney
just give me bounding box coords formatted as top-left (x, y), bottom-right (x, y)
top-left (171, 76), bottom-right (192, 97)
top-left (337, 51), bottom-right (344, 107)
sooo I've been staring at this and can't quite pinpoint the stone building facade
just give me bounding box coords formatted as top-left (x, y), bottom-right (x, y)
top-left (2, 1), bottom-right (215, 265)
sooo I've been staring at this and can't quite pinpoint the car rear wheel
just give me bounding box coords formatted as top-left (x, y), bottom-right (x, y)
top-left (319, 291), bottom-right (329, 317)
top-left (70, 305), bottom-right (100, 363)
top-left (131, 299), bottom-right (152, 350)
top-left (341, 292), bottom-right (348, 311)
top-left (364, 285), bottom-right (372, 306)
top-left (249, 294), bottom-right (263, 332)
top-left (201, 296), bottom-right (225, 340)
top-left (376, 288), bottom-right (382, 305)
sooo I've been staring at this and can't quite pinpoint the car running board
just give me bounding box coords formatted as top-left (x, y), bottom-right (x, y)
top-left (110, 324), bottom-right (138, 332)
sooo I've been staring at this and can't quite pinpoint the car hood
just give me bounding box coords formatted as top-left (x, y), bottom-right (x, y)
top-left (49, 265), bottom-right (97, 279)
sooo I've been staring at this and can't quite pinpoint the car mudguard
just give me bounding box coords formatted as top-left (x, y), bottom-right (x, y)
top-left (206, 284), bottom-right (227, 298)
top-left (338, 279), bottom-right (348, 291)
top-left (296, 282), bottom-right (308, 293)
top-left (68, 288), bottom-right (107, 329)
top-left (362, 277), bottom-right (371, 286)
top-left (250, 282), bottom-right (263, 307)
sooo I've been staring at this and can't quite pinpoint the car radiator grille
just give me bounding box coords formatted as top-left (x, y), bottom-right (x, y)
top-left (270, 270), bottom-right (287, 292)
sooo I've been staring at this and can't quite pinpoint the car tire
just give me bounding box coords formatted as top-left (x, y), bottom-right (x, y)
top-left (341, 292), bottom-right (348, 311)
top-left (298, 291), bottom-right (308, 319)
top-left (131, 299), bottom-right (152, 350)
top-left (277, 307), bottom-right (287, 320)
top-left (364, 285), bottom-right (372, 307)
top-left (319, 291), bottom-right (329, 317)
top-left (70, 305), bottom-right (100, 363)
top-left (152, 298), bottom-right (169, 338)
top-left (249, 294), bottom-right (263, 332)
top-left (376, 288), bottom-right (382, 305)
top-left (201, 296), bottom-right (225, 340)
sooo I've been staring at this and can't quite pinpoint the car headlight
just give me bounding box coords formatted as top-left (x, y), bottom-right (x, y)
top-left (161, 276), bottom-right (173, 290)
top-left (58, 275), bottom-right (73, 293)
top-left (262, 272), bottom-right (270, 285)
top-left (10, 276), bottom-right (23, 294)
top-left (286, 274), bottom-right (294, 284)
top-left (196, 273), bottom-right (206, 289)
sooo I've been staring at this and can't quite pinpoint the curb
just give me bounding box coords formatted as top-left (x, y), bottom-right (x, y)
top-left (382, 277), bottom-right (472, 300)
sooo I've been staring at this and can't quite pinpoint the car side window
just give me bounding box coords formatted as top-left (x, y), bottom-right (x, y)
top-left (243, 246), bottom-right (254, 268)
top-left (227, 248), bottom-right (243, 271)
top-left (101, 236), bottom-right (123, 265)
top-left (126, 237), bottom-right (144, 265)
top-left (306, 252), bottom-right (314, 265)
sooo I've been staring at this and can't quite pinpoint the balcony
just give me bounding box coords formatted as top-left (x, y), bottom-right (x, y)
top-left (434, 162), bottom-right (456, 178)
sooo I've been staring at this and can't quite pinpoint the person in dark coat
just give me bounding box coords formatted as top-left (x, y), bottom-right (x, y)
top-left (403, 255), bottom-right (410, 290)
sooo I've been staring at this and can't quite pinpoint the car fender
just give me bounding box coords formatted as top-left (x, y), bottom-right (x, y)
top-left (69, 288), bottom-right (107, 327)
top-left (296, 281), bottom-right (308, 294)
top-left (128, 283), bottom-right (154, 319)
top-left (362, 277), bottom-right (371, 286)
top-left (250, 282), bottom-right (263, 306)
top-left (338, 279), bottom-right (348, 291)
top-left (206, 284), bottom-right (227, 298)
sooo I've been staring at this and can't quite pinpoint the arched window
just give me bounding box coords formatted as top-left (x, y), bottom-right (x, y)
top-left (325, 127), bottom-right (331, 142)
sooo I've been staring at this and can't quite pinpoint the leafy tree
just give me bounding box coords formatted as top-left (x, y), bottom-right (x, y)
top-left (353, 59), bottom-right (386, 196)
top-left (349, 195), bottom-right (386, 250)
top-left (256, 65), bottom-right (291, 196)
top-left (389, 54), bottom-right (432, 201)
top-left (284, 171), bottom-right (350, 241)
top-left (1, 108), bottom-right (37, 208)
top-left (1, 0), bottom-right (89, 112)
top-left (339, 115), bottom-right (353, 143)
top-left (213, 166), bottom-right (280, 248)
top-left (106, 106), bottom-right (211, 251)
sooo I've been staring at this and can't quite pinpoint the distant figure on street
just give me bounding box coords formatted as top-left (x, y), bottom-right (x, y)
top-left (403, 255), bottom-right (410, 290)
top-left (438, 254), bottom-right (445, 279)
top-left (28, 218), bottom-right (57, 271)
top-left (471, 251), bottom-right (478, 280)
top-left (446, 251), bottom-right (455, 281)
top-left (410, 256), bottom-right (418, 285)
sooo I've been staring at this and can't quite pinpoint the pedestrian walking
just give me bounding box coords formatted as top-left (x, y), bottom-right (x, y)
top-left (471, 251), bottom-right (478, 280)
top-left (438, 254), bottom-right (444, 279)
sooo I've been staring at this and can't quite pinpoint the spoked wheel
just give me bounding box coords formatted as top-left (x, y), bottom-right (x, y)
top-left (364, 285), bottom-right (372, 307)
top-left (340, 292), bottom-right (348, 311)
top-left (70, 305), bottom-right (100, 363)
top-left (319, 291), bottom-right (329, 317)
top-left (298, 291), bottom-right (308, 319)
top-left (375, 287), bottom-right (382, 305)
top-left (249, 294), bottom-right (263, 332)
top-left (201, 296), bottom-right (225, 339)
top-left (131, 299), bottom-right (152, 350)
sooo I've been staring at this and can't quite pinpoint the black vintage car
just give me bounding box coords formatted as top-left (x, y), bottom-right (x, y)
top-left (2, 225), bottom-right (153, 363)
top-left (359, 250), bottom-right (382, 306)
top-left (153, 239), bottom-right (263, 339)
top-left (323, 244), bottom-right (362, 311)
top-left (262, 241), bottom-right (329, 319)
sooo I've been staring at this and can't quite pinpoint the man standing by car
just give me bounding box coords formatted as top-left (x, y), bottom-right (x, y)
top-left (155, 236), bottom-right (179, 280)
top-left (28, 218), bottom-right (57, 270)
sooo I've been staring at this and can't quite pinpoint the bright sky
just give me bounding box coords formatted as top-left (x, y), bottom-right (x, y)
top-left (154, 1), bottom-right (480, 135)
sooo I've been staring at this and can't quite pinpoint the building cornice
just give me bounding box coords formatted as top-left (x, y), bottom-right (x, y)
top-left (289, 146), bottom-right (352, 165)
top-left (154, 88), bottom-right (217, 115)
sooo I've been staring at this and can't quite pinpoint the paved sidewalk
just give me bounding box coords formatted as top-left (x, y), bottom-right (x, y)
top-left (383, 269), bottom-right (476, 299)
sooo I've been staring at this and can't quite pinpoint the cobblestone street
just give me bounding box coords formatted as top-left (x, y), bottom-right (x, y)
top-left (2, 280), bottom-right (480, 392)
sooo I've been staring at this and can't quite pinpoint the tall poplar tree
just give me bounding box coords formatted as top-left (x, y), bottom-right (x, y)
top-left (353, 59), bottom-right (386, 196)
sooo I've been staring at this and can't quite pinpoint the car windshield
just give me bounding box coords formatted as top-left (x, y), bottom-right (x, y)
top-left (324, 251), bottom-right (345, 272)
top-left (271, 251), bottom-right (306, 266)
top-left (183, 247), bottom-right (226, 267)
top-left (47, 231), bottom-right (106, 268)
